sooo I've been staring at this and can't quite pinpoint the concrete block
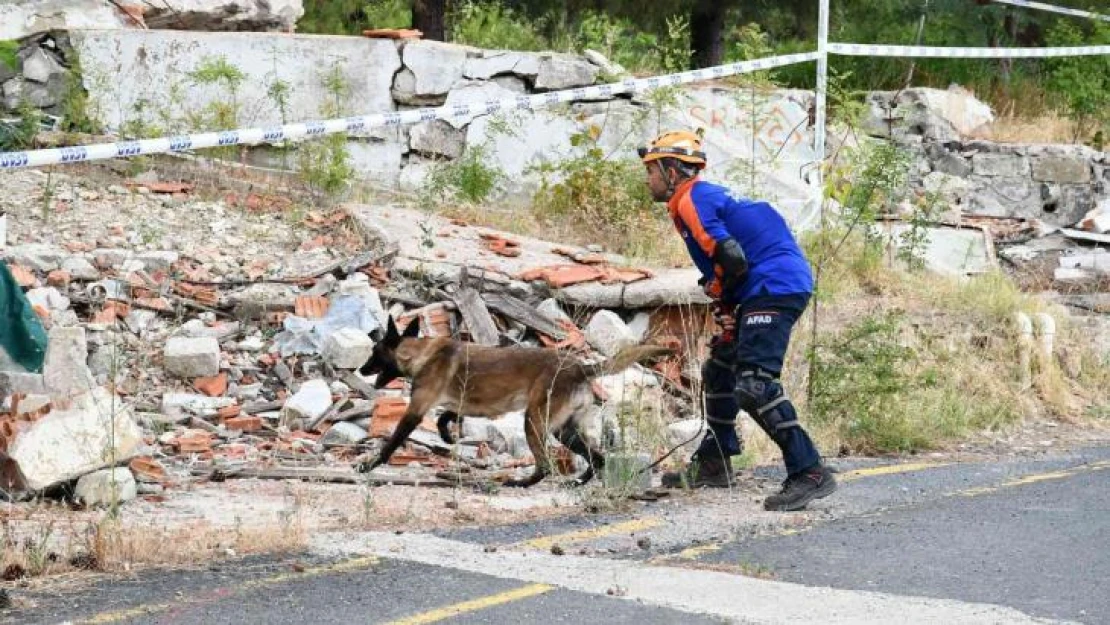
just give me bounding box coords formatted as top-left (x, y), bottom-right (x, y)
top-left (321, 328), bottom-right (375, 370)
top-left (163, 337), bottom-right (220, 378)
top-left (282, 379), bottom-right (332, 422)
top-left (3, 387), bottom-right (143, 491)
top-left (61, 256), bottom-right (100, 281)
top-left (536, 298), bottom-right (573, 325)
top-left (971, 153), bottom-right (1030, 177)
top-left (1032, 156), bottom-right (1090, 184)
top-left (320, 421), bottom-right (369, 447)
top-left (75, 468), bottom-right (137, 507)
top-left (161, 393), bottom-right (235, 417)
top-left (0, 371), bottom-right (46, 397)
top-left (43, 326), bottom-right (96, 400)
top-left (586, 310), bottom-right (637, 357)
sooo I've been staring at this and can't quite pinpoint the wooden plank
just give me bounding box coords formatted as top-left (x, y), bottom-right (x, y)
top-left (343, 371), bottom-right (378, 400)
top-left (190, 465), bottom-right (452, 487)
top-left (242, 399), bottom-right (283, 414)
top-left (453, 287), bottom-right (501, 346)
top-left (483, 293), bottom-right (567, 340)
top-left (1062, 228), bottom-right (1110, 245)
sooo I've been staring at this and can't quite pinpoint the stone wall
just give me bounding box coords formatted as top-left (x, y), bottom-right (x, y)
top-left (3, 29), bottom-right (823, 226)
top-left (915, 141), bottom-right (1107, 228)
top-left (1, 0), bottom-right (303, 40)
top-left (864, 87), bottom-right (1108, 228)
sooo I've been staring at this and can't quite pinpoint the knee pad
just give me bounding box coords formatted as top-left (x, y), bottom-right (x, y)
top-left (735, 372), bottom-right (799, 432)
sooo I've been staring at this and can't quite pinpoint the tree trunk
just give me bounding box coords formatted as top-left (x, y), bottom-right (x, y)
top-left (690, 0), bottom-right (726, 69)
top-left (412, 0), bottom-right (447, 41)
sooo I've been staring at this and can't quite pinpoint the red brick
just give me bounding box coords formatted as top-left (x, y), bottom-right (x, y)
top-left (224, 415), bottom-right (262, 432)
top-left (7, 264), bottom-right (35, 288)
top-left (129, 456), bottom-right (166, 482)
top-left (370, 397), bottom-right (408, 437)
top-left (46, 270), bottom-right (71, 288)
top-left (194, 372), bottom-right (228, 397)
top-left (216, 404), bottom-right (241, 420)
top-left (295, 296), bottom-right (330, 319)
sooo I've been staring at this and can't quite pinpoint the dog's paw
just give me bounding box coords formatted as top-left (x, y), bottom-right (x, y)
top-left (354, 458), bottom-right (380, 473)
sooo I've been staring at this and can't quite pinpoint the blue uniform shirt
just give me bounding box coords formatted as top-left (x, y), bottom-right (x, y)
top-left (667, 178), bottom-right (813, 304)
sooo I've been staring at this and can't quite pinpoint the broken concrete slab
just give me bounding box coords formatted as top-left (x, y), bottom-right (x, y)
top-left (882, 224), bottom-right (994, 276)
top-left (395, 40), bottom-right (469, 103)
top-left (0, 371), bottom-right (46, 397)
top-left (2, 386), bottom-right (143, 491)
top-left (282, 379), bottom-right (333, 424)
top-left (463, 50), bottom-right (539, 80)
top-left (534, 53), bottom-right (599, 90)
top-left (322, 328), bottom-right (375, 370)
top-left (161, 393), bottom-right (236, 418)
top-left (410, 120), bottom-right (466, 158)
top-left (164, 337), bottom-right (221, 378)
top-left (61, 256), bottom-right (100, 281)
top-left (320, 421), bottom-right (369, 447)
top-left (586, 310), bottom-right (637, 357)
top-left (75, 468), bottom-right (137, 507)
top-left (345, 203), bottom-right (710, 309)
top-left (1032, 155), bottom-right (1091, 184)
top-left (43, 326), bottom-right (97, 400)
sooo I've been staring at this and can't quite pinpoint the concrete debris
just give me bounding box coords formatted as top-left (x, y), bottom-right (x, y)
top-left (585, 310), bottom-right (638, 357)
top-left (163, 337), bottom-right (221, 378)
top-left (75, 468), bottom-right (138, 507)
top-left (0, 168), bottom-right (709, 501)
top-left (322, 328), bottom-right (375, 370)
top-left (43, 326), bottom-right (96, 400)
top-left (2, 386), bottom-right (143, 491)
top-left (282, 379), bottom-right (333, 426)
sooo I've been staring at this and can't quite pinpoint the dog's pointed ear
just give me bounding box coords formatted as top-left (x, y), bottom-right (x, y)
top-left (383, 317), bottom-right (400, 345)
top-left (402, 319), bottom-right (421, 339)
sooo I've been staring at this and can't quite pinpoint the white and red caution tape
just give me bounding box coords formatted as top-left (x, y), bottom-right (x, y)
top-left (0, 52), bottom-right (820, 171)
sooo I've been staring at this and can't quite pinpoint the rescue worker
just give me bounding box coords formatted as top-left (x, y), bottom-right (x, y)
top-left (639, 128), bottom-right (837, 511)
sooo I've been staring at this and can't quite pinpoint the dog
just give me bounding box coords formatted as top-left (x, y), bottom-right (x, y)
top-left (356, 316), bottom-right (673, 487)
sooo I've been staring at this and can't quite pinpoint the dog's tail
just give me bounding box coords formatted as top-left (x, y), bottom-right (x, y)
top-left (579, 345), bottom-right (674, 379)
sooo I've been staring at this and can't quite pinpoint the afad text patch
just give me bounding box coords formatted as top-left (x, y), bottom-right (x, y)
top-left (743, 311), bottom-right (779, 326)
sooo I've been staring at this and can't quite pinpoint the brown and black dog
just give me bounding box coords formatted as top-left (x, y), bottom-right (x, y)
top-left (357, 317), bottom-right (672, 487)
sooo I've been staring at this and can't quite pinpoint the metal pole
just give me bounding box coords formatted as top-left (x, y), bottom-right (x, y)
top-left (814, 0), bottom-right (830, 190)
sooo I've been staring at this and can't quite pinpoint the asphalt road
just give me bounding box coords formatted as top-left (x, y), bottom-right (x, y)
top-left (5, 445), bottom-right (1109, 625)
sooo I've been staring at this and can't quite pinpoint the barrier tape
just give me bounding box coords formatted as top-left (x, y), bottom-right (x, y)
top-left (0, 52), bottom-right (820, 171)
top-left (988, 0), bottom-right (1110, 23)
top-left (829, 42), bottom-right (1110, 58)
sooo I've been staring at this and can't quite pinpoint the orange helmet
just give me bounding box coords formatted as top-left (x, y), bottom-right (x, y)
top-left (637, 128), bottom-right (707, 169)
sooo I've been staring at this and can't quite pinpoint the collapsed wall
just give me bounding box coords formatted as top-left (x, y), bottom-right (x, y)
top-left (3, 29), bottom-right (821, 227)
top-left (863, 86), bottom-right (1108, 228)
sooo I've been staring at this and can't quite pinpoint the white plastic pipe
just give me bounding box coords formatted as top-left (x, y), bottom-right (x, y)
top-left (1033, 312), bottom-right (1056, 374)
top-left (1014, 312), bottom-right (1033, 390)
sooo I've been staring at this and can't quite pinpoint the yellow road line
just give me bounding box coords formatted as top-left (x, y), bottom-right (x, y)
top-left (520, 518), bottom-right (662, 551)
top-left (78, 557), bottom-right (379, 624)
top-left (382, 583), bottom-right (555, 625)
top-left (840, 462), bottom-right (953, 482)
top-left (675, 543), bottom-right (722, 559)
top-left (958, 460), bottom-right (1110, 498)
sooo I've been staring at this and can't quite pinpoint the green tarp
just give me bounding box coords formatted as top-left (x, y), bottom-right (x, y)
top-left (0, 260), bottom-right (47, 373)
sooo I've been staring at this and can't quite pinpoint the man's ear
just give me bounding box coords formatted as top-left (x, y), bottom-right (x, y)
top-left (402, 319), bottom-right (421, 339)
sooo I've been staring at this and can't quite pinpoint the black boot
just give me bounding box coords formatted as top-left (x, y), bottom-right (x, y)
top-left (763, 465), bottom-right (837, 511)
top-left (661, 453), bottom-right (734, 488)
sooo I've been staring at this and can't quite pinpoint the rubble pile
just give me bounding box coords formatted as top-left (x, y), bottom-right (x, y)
top-left (0, 170), bottom-right (703, 503)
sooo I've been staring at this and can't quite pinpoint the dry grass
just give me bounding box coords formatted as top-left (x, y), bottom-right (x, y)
top-left (435, 201), bottom-right (692, 268)
top-left (971, 111), bottom-right (1081, 145)
top-left (1, 501), bottom-right (308, 579)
